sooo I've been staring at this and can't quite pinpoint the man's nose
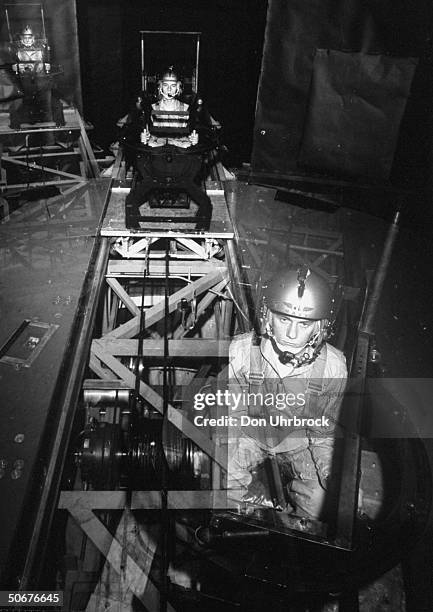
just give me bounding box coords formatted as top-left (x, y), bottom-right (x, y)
top-left (286, 321), bottom-right (297, 339)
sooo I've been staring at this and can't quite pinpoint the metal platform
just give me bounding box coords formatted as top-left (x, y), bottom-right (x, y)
top-left (101, 181), bottom-right (234, 238)
top-left (0, 105), bottom-right (90, 135)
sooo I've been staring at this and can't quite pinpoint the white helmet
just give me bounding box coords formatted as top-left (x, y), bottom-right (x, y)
top-left (263, 267), bottom-right (340, 367)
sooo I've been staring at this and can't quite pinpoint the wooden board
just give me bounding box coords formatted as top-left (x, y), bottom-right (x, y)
top-left (101, 186), bottom-right (234, 238)
top-left (0, 105), bottom-right (91, 135)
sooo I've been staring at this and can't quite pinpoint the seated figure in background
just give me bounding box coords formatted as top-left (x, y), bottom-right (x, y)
top-left (9, 25), bottom-right (64, 128)
top-left (141, 67), bottom-right (198, 148)
top-left (124, 66), bottom-right (214, 230)
top-left (12, 24), bottom-right (50, 74)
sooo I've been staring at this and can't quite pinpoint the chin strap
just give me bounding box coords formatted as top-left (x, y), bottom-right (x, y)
top-left (268, 336), bottom-right (322, 368)
top-left (260, 302), bottom-right (333, 370)
top-left (267, 325), bottom-right (328, 369)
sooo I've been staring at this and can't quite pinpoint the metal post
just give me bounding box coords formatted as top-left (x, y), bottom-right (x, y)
top-left (225, 239), bottom-right (253, 333)
top-left (361, 210), bottom-right (400, 335)
top-left (5, 8), bottom-right (12, 42)
top-left (141, 33), bottom-right (146, 92)
top-left (40, 5), bottom-right (47, 40)
top-left (333, 331), bottom-right (369, 549)
top-left (195, 34), bottom-right (200, 93)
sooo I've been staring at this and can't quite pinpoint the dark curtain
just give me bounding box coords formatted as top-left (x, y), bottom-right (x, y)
top-left (45, 0), bottom-right (82, 111)
top-left (251, 0), bottom-right (433, 186)
top-left (298, 50), bottom-right (417, 180)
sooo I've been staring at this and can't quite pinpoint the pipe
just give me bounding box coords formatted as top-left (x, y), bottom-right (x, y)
top-left (225, 239), bottom-right (253, 333)
top-left (360, 210), bottom-right (400, 335)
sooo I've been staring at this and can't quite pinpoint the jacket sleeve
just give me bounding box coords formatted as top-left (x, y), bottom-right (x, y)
top-left (307, 365), bottom-right (347, 488)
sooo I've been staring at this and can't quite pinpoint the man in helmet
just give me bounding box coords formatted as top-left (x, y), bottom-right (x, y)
top-left (140, 67), bottom-right (198, 148)
top-left (227, 267), bottom-right (347, 520)
top-left (156, 68), bottom-right (185, 108)
top-left (124, 66), bottom-right (212, 229)
top-left (9, 25), bottom-right (64, 128)
top-left (12, 25), bottom-right (49, 74)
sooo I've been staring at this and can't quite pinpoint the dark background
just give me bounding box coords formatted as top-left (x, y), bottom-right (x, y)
top-left (73, 0), bottom-right (433, 184)
top-left (76, 0), bottom-right (267, 164)
top-left (251, 0), bottom-right (433, 192)
top-left (2, 0), bottom-right (433, 179)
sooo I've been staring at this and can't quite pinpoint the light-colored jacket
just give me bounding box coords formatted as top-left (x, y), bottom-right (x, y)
top-left (227, 332), bottom-right (347, 490)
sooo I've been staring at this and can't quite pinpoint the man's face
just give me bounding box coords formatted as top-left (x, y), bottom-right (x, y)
top-left (22, 34), bottom-right (34, 47)
top-left (270, 311), bottom-right (319, 354)
top-left (160, 79), bottom-right (179, 100)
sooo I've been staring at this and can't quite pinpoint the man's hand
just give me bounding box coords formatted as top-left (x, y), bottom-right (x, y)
top-left (287, 478), bottom-right (327, 519)
top-left (140, 128), bottom-right (150, 145)
top-left (188, 129), bottom-right (198, 146)
top-left (242, 480), bottom-right (273, 507)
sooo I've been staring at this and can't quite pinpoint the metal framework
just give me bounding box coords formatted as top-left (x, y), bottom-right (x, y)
top-left (0, 107), bottom-right (101, 193)
top-left (57, 167), bottom-right (247, 609)
top-left (52, 168), bottom-right (380, 610)
top-left (238, 218), bottom-right (343, 285)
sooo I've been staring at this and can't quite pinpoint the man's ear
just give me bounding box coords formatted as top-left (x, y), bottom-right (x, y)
top-left (262, 309), bottom-right (273, 337)
top-left (319, 318), bottom-right (330, 339)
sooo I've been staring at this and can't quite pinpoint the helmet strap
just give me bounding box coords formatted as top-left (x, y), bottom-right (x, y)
top-left (266, 321), bottom-right (328, 369)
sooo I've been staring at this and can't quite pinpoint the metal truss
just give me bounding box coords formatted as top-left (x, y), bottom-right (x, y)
top-left (59, 180), bottom-right (243, 611)
top-left (0, 106), bottom-right (101, 192)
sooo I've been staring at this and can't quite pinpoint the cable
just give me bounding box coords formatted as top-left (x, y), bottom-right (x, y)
top-left (25, 134), bottom-right (31, 189)
top-left (160, 240), bottom-right (170, 612)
